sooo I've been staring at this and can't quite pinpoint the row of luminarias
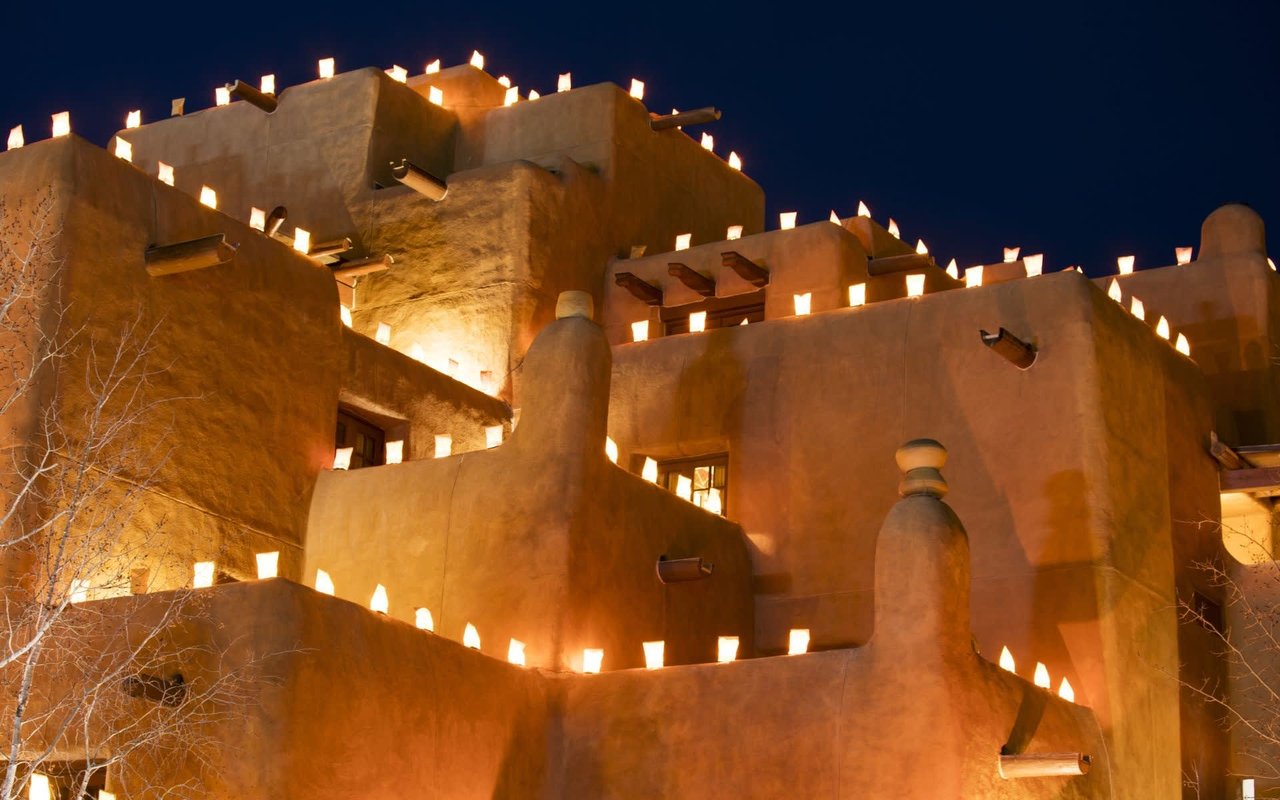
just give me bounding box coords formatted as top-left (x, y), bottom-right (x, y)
top-left (26, 775), bottom-right (115, 800)
top-left (997, 645), bottom-right (1077, 705)
top-left (331, 426), bottom-right (506, 470)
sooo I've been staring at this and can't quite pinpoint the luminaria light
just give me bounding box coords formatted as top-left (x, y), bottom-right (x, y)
top-left (332, 446), bottom-right (353, 470)
top-left (631, 320), bottom-right (650, 342)
top-left (887, 218), bottom-right (900, 238)
top-left (1108, 279), bottom-right (1122, 303)
top-left (700, 132), bottom-right (714, 151)
top-left (293, 228), bottom-right (311, 254)
top-left (1130, 297), bottom-right (1145, 321)
top-left (215, 86), bottom-right (231, 106)
top-left (945, 259), bottom-right (959, 279)
top-left (249, 207), bottom-right (266, 231)
top-left (199, 185), bottom-right (217, 209)
top-left (255, 551), bottom-right (279, 579)
top-left (830, 210), bottom-right (841, 224)
top-left (387, 65), bottom-right (408, 83)
top-left (428, 86), bottom-right (444, 106)
top-left (1033, 661), bottom-right (1051, 689)
top-left (503, 86), bottom-right (519, 106)
top-left (915, 239), bottom-right (928, 255)
top-left (727, 151), bottom-right (742, 170)
top-left (370, 584), bottom-right (389, 613)
top-left (114, 137), bottom-right (132, 163)
top-left (906, 274), bottom-right (925, 297)
top-left (605, 436), bottom-right (619, 464)
top-left (375, 322), bottom-right (391, 344)
top-left (642, 457), bottom-right (659, 483)
top-left (260, 74), bottom-right (276, 95)
top-left (318, 57), bottom-right (335, 79)
top-left (7, 125), bottom-right (22, 150)
top-left (582, 648), bottom-right (604, 673)
top-left (675, 474), bottom-right (693, 501)
top-left (1024, 253), bottom-right (1043, 277)
top-left (998, 646), bottom-right (1015, 672)
top-left (415, 607), bottom-right (434, 631)
top-left (557, 72), bottom-right (572, 92)
top-left (629, 79), bottom-right (645, 99)
top-left (1176, 333), bottom-right (1191, 356)
top-left (966, 265), bottom-right (984, 288)
top-left (193, 561), bottom-right (215, 589)
top-left (793, 293), bottom-right (812, 316)
top-left (469, 50), bottom-right (486, 70)
top-left (726, 225), bottom-right (743, 240)
top-left (69, 579), bottom-right (90, 604)
top-left (857, 201), bottom-right (871, 218)
top-left (425, 59), bottom-right (441, 74)
top-left (339, 305), bottom-right (353, 327)
top-left (315, 569), bottom-right (335, 595)
top-left (1118, 255), bottom-right (1135, 275)
top-left (1156, 316), bottom-right (1170, 340)
top-left (788, 628), bottom-right (810, 655)
top-left (385, 440), bottom-right (403, 465)
top-left (29, 774), bottom-right (51, 800)
top-left (1058, 677), bottom-right (1075, 703)
top-left (675, 233), bottom-right (692, 251)
top-left (780, 211), bottom-right (797, 230)
top-left (689, 311), bottom-right (707, 333)
top-left (849, 283), bottom-right (866, 307)
top-left (1175, 246), bottom-right (1192, 265)
top-left (717, 635), bottom-right (739, 663)
top-left (485, 424), bottom-right (504, 449)
top-left (434, 434), bottom-right (452, 458)
top-left (643, 640), bottom-right (665, 669)
top-left (158, 162), bottom-right (174, 186)
top-left (125, 109), bottom-right (141, 128)
top-left (508, 639), bottom-right (526, 666)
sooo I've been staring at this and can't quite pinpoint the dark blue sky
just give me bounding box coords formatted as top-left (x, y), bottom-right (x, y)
top-left (2, 0), bottom-right (1275, 274)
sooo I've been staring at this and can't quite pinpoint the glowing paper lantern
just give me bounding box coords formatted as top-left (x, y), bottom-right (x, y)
top-left (293, 228), bottom-right (311, 254)
top-left (1130, 297), bottom-right (1145, 321)
top-left (915, 239), bottom-right (928, 255)
top-left (410, 343), bottom-right (427, 363)
top-left (700, 132), bottom-right (714, 151)
top-left (1108, 279), bottom-right (1123, 303)
top-left (428, 86), bottom-right (444, 106)
top-left (1033, 662), bottom-right (1051, 689)
top-left (157, 162), bottom-right (174, 186)
top-left (69, 579), bottom-right (90, 604)
top-left (558, 72), bottom-right (572, 92)
top-left (945, 259), bottom-right (959, 279)
top-left (315, 569), bottom-right (335, 595)
top-left (582, 648), bottom-right (604, 673)
top-left (643, 640), bottom-right (664, 669)
top-left (717, 636), bottom-right (739, 663)
top-left (7, 125), bottom-right (23, 150)
top-left (906, 274), bottom-right (925, 297)
top-left (1244, 779), bottom-right (1256, 800)
top-left (704, 487), bottom-right (722, 515)
top-left (193, 561), bottom-right (215, 589)
top-left (425, 59), bottom-right (441, 74)
top-left (780, 212), bottom-right (797, 230)
top-left (528, 90), bottom-right (540, 100)
top-left (370, 584), bottom-right (388, 613)
top-left (1176, 333), bottom-right (1191, 356)
top-left (375, 322), bottom-right (391, 345)
top-left (631, 320), bottom-right (650, 342)
top-left (508, 639), bottom-right (526, 666)
top-left (29, 774), bottom-right (51, 800)
top-left (1058, 677), bottom-right (1075, 703)
top-left (464, 623), bottom-right (481, 649)
top-left (727, 151), bottom-right (742, 170)
top-left (199, 186), bottom-right (217, 209)
top-left (999, 247), bottom-right (1017, 263)
top-left (249, 208), bottom-right (266, 231)
top-left (689, 311), bottom-right (707, 333)
top-left (1024, 253), bottom-right (1043, 277)
top-left (857, 201), bottom-right (871, 218)
top-left (497, 76), bottom-right (511, 87)
top-left (260, 74), bottom-right (276, 95)
top-left (385, 440), bottom-right (403, 464)
top-left (966, 266), bottom-right (984, 288)
top-left (387, 65), bottom-right (408, 83)
top-left (99, 792), bottom-right (116, 800)
top-left (675, 474), bottom-right (692, 501)
top-left (675, 233), bottom-right (692, 251)
top-left (887, 218), bottom-right (900, 238)
top-left (726, 225), bottom-right (743, 240)
top-left (605, 436), bottom-right (619, 464)
top-left (642, 457), bottom-right (658, 483)
top-left (415, 607), bottom-right (434, 631)
top-left (215, 87), bottom-right (231, 106)
top-left (1156, 316), bottom-right (1170, 340)
top-left (629, 79), bottom-right (645, 99)
top-left (469, 50), bottom-right (486, 70)
top-left (339, 305), bottom-right (353, 328)
top-left (849, 283), bottom-right (866, 307)
top-left (830, 210), bottom-right (841, 224)
top-left (1117, 255), bottom-right (1135, 275)
top-left (114, 138), bottom-right (132, 163)
top-left (255, 551), bottom-right (279, 579)
top-left (125, 109), bottom-right (141, 128)
top-left (434, 434), bottom-right (452, 458)
top-left (1269, 258), bottom-right (1276, 272)
top-left (50, 111), bottom-right (71, 139)
top-left (503, 86), bottom-right (519, 106)
top-left (332, 446), bottom-right (353, 470)
top-left (788, 628), bottom-right (810, 655)
top-left (319, 57), bottom-right (335, 79)
top-left (1175, 246), bottom-right (1192, 265)
top-left (793, 293), bottom-right (812, 316)
top-left (485, 424), bottom-right (504, 449)
top-left (998, 646), bottom-right (1015, 672)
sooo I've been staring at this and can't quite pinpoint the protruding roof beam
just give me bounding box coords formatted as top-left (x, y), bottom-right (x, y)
top-left (331, 254), bottom-right (394, 282)
top-left (144, 234), bottom-right (236, 277)
top-left (868, 252), bottom-right (935, 276)
top-left (615, 272), bottom-right (663, 305)
top-left (390, 159), bottom-right (447, 200)
top-left (980, 328), bottom-right (1037, 369)
top-left (668, 263), bottom-right (716, 297)
top-left (226, 80), bottom-right (278, 113)
top-left (650, 107), bottom-right (721, 131)
top-left (721, 251), bottom-right (769, 287)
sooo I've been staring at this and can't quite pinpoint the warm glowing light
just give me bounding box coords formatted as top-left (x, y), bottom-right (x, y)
top-left (387, 65), bottom-right (408, 83)
top-left (497, 76), bottom-right (511, 87)
top-left (629, 79), bottom-right (645, 99)
top-left (255, 551), bottom-right (279, 579)
top-left (915, 239), bottom-right (928, 255)
top-left (1244, 779), bottom-right (1257, 800)
top-left (887, 218), bottom-right (900, 238)
top-left (425, 59), bottom-right (441, 75)
top-left (1033, 661), bottom-right (1051, 688)
top-left (98, 792), bottom-right (116, 800)
top-left (557, 72), bottom-right (572, 92)
top-left (339, 305), bottom-right (353, 328)
top-left (370, 584), bottom-right (389, 614)
top-left (727, 151), bottom-right (742, 170)
top-left (631, 320), bottom-right (649, 342)
top-left (528, 89), bottom-right (540, 101)
top-left (1130, 297), bottom-right (1145, 321)
top-left (945, 259), bottom-right (959, 279)
top-left (463, 623), bottom-right (481, 649)
top-left (1107, 279), bottom-right (1122, 303)
top-left (726, 224), bottom-right (743, 240)
top-left (717, 636), bottom-right (739, 663)
top-left (315, 569), bottom-right (334, 595)
top-left (1156, 316), bottom-right (1170, 340)
top-left (1269, 258), bottom-right (1277, 272)
top-left (114, 137), bottom-right (132, 163)
top-left (605, 436), bottom-right (619, 464)
top-left (849, 283), bottom-right (866, 307)
top-left (793, 293), bottom-right (812, 316)
top-left (215, 86), bottom-right (231, 106)
top-left (998, 646), bottom-right (1015, 672)
top-left (69, 579), bottom-right (90, 604)
top-left (199, 185), bottom-right (217, 209)
top-left (906, 274), bottom-right (925, 297)
top-left (700, 132), bottom-right (714, 152)
top-left (469, 50), bottom-right (485, 70)
top-left (485, 424), bottom-right (504, 449)
top-left (409, 342), bottom-right (427, 363)
top-left (857, 201), bottom-right (871, 218)
top-left (375, 322), bottom-right (391, 344)
top-left (260, 74), bottom-right (276, 95)
top-left (434, 434), bottom-right (452, 458)
top-left (830, 210), bottom-right (841, 224)
top-left (50, 111), bottom-right (72, 139)
top-left (779, 211), bottom-right (797, 230)
top-left (1024, 253), bottom-right (1043, 277)
top-left (158, 162), bottom-right (174, 186)
top-left (385, 440), bottom-right (404, 464)
top-left (788, 628), bottom-right (810, 655)
top-left (319, 57), bottom-right (335, 79)
top-left (193, 561), bottom-right (215, 589)
top-left (1176, 333), bottom-right (1191, 356)
top-left (704, 487), bottom-right (722, 515)
top-left (1003, 247), bottom-right (1020, 263)
top-left (689, 310), bottom-right (707, 333)
top-left (28, 774), bottom-right (51, 800)
top-left (428, 86), bottom-right (444, 106)
top-left (125, 109), bottom-right (141, 128)
top-left (1058, 677), bottom-right (1075, 703)
top-left (1118, 254), bottom-right (1135, 274)
top-left (582, 648), bottom-right (604, 673)
top-left (675, 232), bottom-right (692, 250)
top-left (332, 446), bottom-right (353, 470)
top-left (415, 607), bottom-right (434, 631)
top-left (293, 228), bottom-right (311, 254)
top-left (6, 126), bottom-right (22, 150)
top-left (966, 265), bottom-right (984, 288)
top-left (249, 207), bottom-right (266, 231)
top-left (643, 640), bottom-right (664, 669)
top-left (1175, 246), bottom-right (1192, 265)
top-left (642, 457), bottom-right (658, 483)
top-left (503, 86), bottom-right (519, 106)
top-left (508, 639), bottom-right (526, 666)
top-left (675, 474), bottom-right (693, 501)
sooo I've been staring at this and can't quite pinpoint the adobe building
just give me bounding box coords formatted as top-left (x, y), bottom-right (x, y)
top-left (0, 54), bottom-right (1274, 798)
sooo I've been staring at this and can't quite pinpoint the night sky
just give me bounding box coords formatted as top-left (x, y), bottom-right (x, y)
top-left (1, 0), bottom-right (1275, 275)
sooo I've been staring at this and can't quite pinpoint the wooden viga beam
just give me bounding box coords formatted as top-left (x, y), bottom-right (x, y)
top-left (980, 328), bottom-right (1037, 369)
top-left (998, 753), bottom-right (1090, 779)
top-left (868, 252), bottom-right (935, 276)
top-left (650, 107), bottom-right (721, 131)
top-left (615, 272), bottom-right (663, 305)
top-left (331, 254), bottom-right (395, 282)
top-left (668, 263), bottom-right (716, 297)
top-left (391, 159), bottom-right (448, 200)
top-left (226, 80), bottom-right (278, 113)
top-left (145, 234), bottom-right (237, 277)
top-left (721, 251), bottom-right (769, 287)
